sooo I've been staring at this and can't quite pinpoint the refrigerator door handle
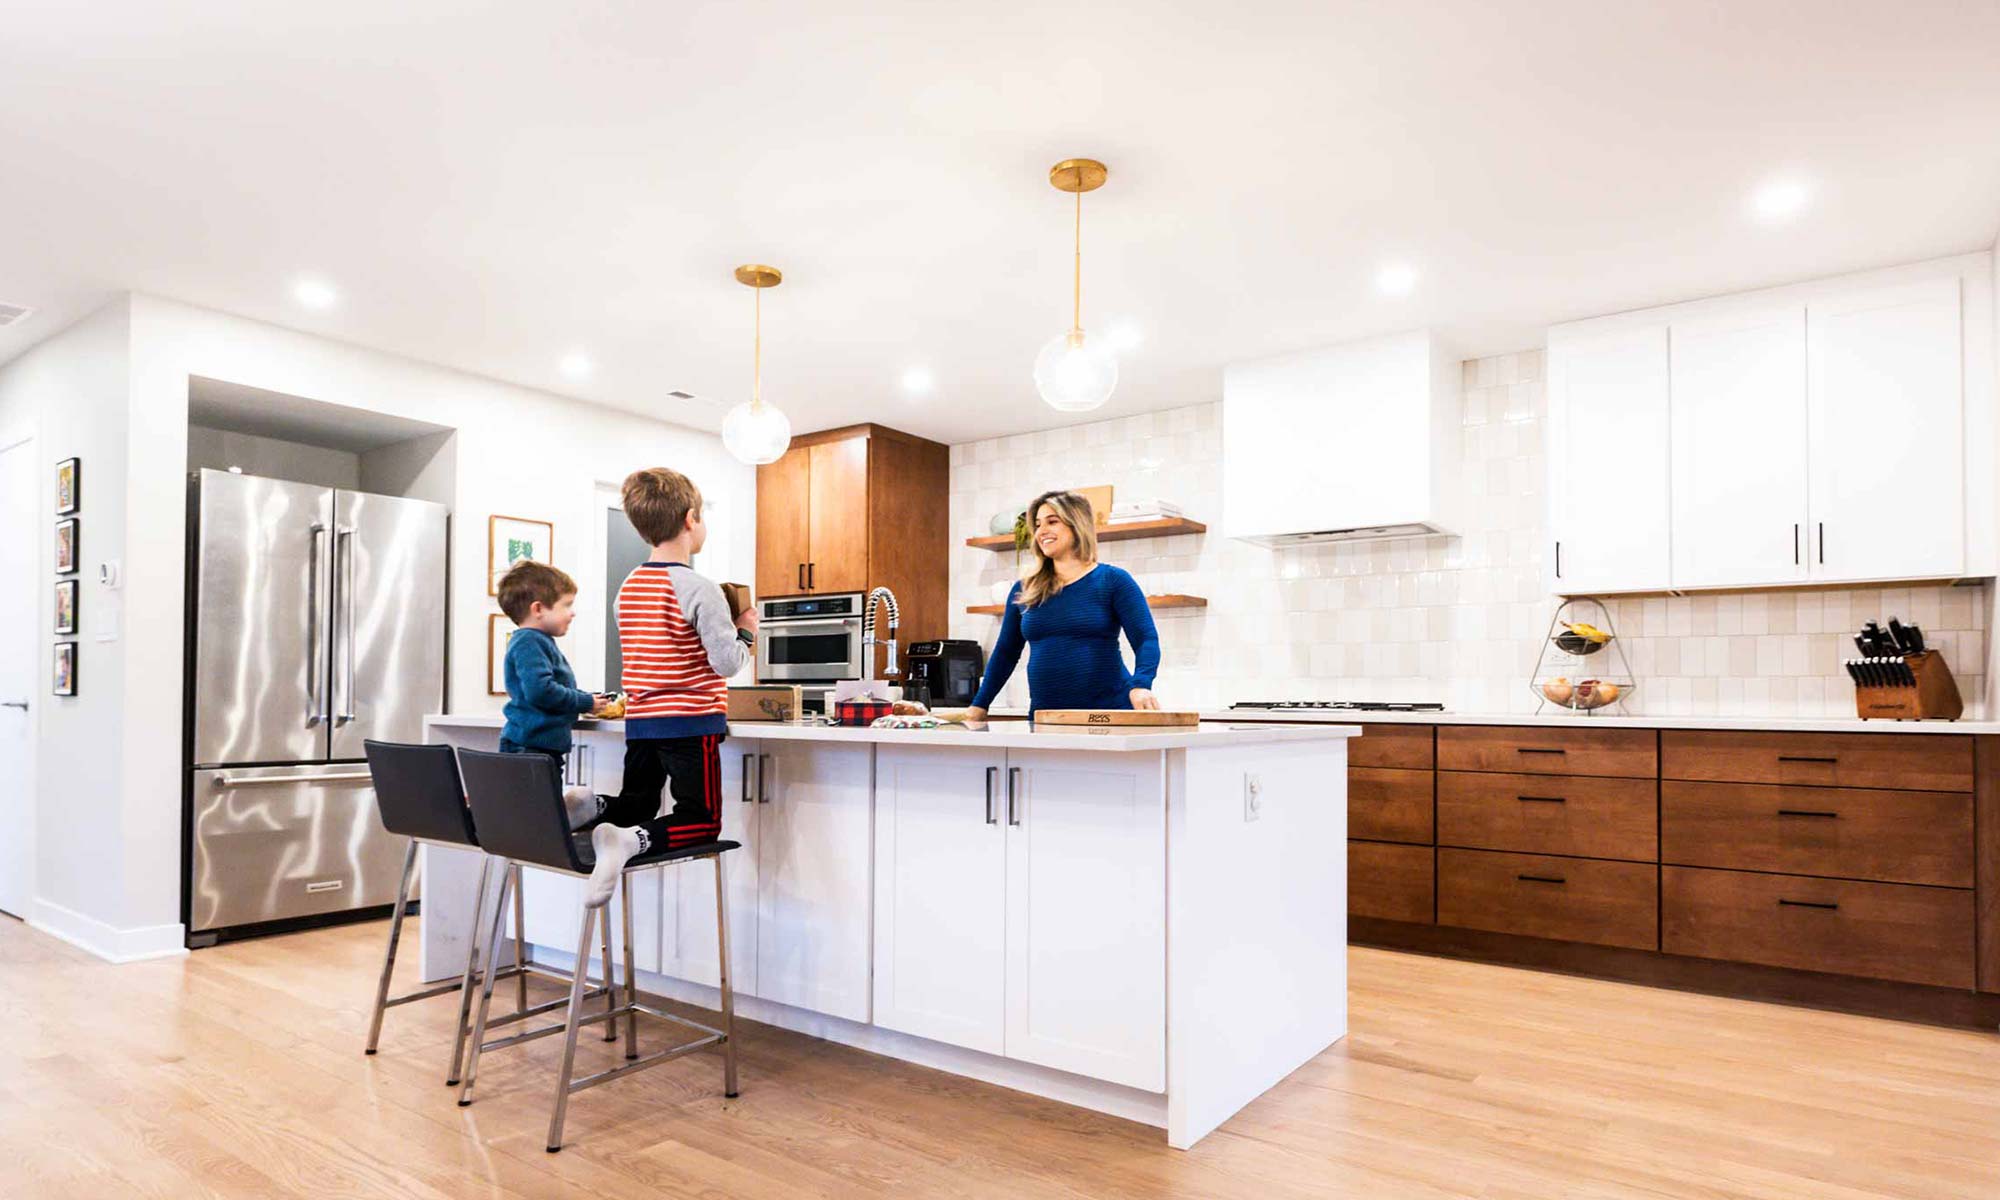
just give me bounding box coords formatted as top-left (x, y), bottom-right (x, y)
top-left (307, 522), bottom-right (328, 727)
top-left (212, 771), bottom-right (374, 788)
top-left (335, 524), bottom-right (357, 725)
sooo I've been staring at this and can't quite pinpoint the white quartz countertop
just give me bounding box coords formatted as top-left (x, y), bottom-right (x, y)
top-left (425, 714), bottom-right (1360, 752)
top-left (1198, 709), bottom-right (2000, 735)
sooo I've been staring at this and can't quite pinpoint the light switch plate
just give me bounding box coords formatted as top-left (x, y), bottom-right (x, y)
top-left (1243, 773), bottom-right (1263, 822)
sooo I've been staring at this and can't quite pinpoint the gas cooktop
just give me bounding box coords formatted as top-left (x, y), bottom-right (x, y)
top-left (1230, 700), bottom-right (1446, 713)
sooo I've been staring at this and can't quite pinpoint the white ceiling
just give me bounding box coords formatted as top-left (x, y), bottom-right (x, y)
top-left (4, 1), bottom-right (1998, 445)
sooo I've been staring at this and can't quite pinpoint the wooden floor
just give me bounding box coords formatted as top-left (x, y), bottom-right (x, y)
top-left (3, 916), bottom-right (1997, 1200)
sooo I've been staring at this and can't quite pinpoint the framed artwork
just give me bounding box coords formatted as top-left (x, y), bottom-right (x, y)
top-left (488, 613), bottom-right (513, 696)
top-left (54, 579), bottom-right (77, 636)
top-left (56, 457), bottom-right (80, 515)
top-left (53, 642), bottom-right (77, 697)
top-left (488, 515), bottom-right (554, 595)
top-left (55, 518), bottom-right (79, 575)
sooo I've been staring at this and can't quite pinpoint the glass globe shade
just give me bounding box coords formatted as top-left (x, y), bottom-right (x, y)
top-left (721, 399), bottom-right (792, 465)
top-left (1033, 331), bottom-right (1118, 413)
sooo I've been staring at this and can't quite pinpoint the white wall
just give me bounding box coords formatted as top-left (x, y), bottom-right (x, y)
top-left (186, 424), bottom-right (362, 489)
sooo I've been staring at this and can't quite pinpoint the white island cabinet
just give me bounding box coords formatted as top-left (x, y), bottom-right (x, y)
top-left (422, 715), bottom-right (1358, 1149)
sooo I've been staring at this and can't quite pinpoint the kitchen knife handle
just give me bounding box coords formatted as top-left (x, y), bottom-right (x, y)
top-left (985, 766), bottom-right (999, 825)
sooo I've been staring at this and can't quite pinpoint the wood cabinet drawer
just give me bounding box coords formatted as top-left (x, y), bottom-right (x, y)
top-left (1661, 781), bottom-right (1973, 887)
top-left (1349, 724), bottom-right (1435, 770)
top-left (1438, 726), bottom-right (1656, 778)
top-left (1437, 772), bottom-right (1656, 861)
top-left (1662, 866), bottom-right (1974, 988)
top-left (1437, 849), bottom-right (1657, 950)
top-left (1660, 731), bottom-right (1973, 792)
top-left (1349, 842), bottom-right (1434, 924)
top-left (1351, 768), bottom-right (1433, 843)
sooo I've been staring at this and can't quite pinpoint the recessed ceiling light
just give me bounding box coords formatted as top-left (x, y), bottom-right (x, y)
top-left (1105, 320), bottom-right (1144, 352)
top-left (901, 366), bottom-right (934, 394)
top-left (1750, 178), bottom-right (1811, 223)
top-left (293, 278), bottom-right (338, 309)
top-left (1375, 263), bottom-right (1418, 296)
top-left (560, 352), bottom-right (593, 379)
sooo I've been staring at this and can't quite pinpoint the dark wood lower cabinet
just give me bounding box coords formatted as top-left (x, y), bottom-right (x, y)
top-left (1349, 841), bottom-right (1434, 924)
top-left (1661, 866), bottom-right (1976, 990)
top-left (1437, 849), bottom-right (1657, 951)
top-left (1351, 768), bottom-right (1433, 843)
top-left (1437, 771), bottom-right (1657, 861)
top-left (1661, 781), bottom-right (1974, 888)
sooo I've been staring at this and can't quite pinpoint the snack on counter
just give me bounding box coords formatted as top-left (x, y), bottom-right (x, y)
top-left (890, 699), bottom-right (930, 717)
top-left (595, 692), bottom-right (626, 719)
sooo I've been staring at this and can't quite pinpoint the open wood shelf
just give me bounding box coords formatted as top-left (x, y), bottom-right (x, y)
top-left (965, 593), bottom-right (1208, 616)
top-left (964, 516), bottom-right (1207, 551)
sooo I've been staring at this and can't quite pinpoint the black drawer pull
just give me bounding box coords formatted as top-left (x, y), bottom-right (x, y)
top-left (1777, 899), bottom-right (1839, 911)
top-left (1776, 755), bottom-right (1838, 764)
top-left (1517, 795), bottom-right (1567, 804)
top-left (1516, 873), bottom-right (1566, 885)
top-left (1776, 809), bottom-right (1839, 819)
top-left (1515, 747), bottom-right (1566, 755)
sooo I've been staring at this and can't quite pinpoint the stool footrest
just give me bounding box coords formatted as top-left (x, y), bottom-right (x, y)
top-left (566, 1034), bottom-right (724, 1096)
top-left (383, 963), bottom-right (529, 1011)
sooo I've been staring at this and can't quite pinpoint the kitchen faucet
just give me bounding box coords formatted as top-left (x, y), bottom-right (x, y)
top-left (861, 586), bottom-right (900, 681)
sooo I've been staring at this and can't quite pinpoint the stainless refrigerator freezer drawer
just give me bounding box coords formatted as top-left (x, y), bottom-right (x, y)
top-left (188, 766), bottom-right (405, 933)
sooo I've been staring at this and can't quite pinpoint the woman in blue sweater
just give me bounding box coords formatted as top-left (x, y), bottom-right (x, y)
top-left (967, 490), bottom-right (1162, 719)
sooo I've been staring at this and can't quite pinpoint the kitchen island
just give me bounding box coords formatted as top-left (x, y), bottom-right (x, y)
top-left (422, 714), bottom-right (1358, 1148)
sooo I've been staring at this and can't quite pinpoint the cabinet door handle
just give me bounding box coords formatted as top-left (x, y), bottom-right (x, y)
top-left (1777, 755), bottom-right (1837, 764)
top-left (798, 563), bottom-right (806, 591)
top-left (742, 754), bottom-right (755, 803)
top-left (1778, 898), bottom-right (1839, 911)
top-left (1517, 795), bottom-right (1566, 804)
top-left (758, 754), bottom-right (772, 803)
top-left (1554, 540), bottom-right (1561, 579)
top-left (1793, 523), bottom-right (1800, 565)
top-left (807, 561), bottom-right (816, 589)
top-left (1817, 522), bottom-right (1825, 565)
top-left (1776, 808), bottom-right (1839, 819)
top-left (1517, 874), bottom-right (1566, 885)
top-left (1006, 766), bottom-right (1021, 826)
top-left (1516, 747), bottom-right (1566, 756)
top-left (985, 766), bottom-right (999, 825)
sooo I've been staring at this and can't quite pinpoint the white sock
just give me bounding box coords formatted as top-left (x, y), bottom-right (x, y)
top-left (585, 824), bottom-right (644, 908)
top-left (562, 786), bottom-right (604, 831)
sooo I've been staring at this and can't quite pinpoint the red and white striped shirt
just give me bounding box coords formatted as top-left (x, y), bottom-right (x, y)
top-left (615, 562), bottom-right (746, 737)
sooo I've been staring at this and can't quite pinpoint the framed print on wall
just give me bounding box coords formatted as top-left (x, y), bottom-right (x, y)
top-left (53, 642), bottom-right (77, 697)
top-left (488, 613), bottom-right (512, 696)
top-left (54, 579), bottom-right (77, 636)
top-left (488, 515), bottom-right (554, 595)
top-left (55, 457), bottom-right (80, 515)
top-left (55, 518), bottom-right (79, 575)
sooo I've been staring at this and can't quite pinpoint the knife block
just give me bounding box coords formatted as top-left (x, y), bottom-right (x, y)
top-left (1854, 651), bottom-right (1963, 721)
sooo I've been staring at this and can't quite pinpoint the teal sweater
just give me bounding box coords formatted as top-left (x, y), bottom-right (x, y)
top-left (501, 627), bottom-right (595, 753)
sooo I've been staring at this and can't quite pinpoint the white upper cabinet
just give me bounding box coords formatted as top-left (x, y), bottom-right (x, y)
top-left (1670, 306), bottom-right (1808, 588)
top-left (1807, 277), bottom-right (1965, 583)
top-left (1547, 324), bottom-right (1672, 593)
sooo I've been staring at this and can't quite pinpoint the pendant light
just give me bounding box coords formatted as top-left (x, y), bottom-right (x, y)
top-left (721, 264), bottom-right (793, 465)
top-left (1033, 158), bottom-right (1118, 413)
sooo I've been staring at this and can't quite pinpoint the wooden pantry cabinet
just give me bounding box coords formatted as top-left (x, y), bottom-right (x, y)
top-left (1344, 720), bottom-right (2000, 1028)
top-left (755, 424), bottom-right (950, 674)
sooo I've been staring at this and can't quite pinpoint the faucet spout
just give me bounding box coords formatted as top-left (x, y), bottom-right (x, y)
top-left (861, 586), bottom-right (901, 680)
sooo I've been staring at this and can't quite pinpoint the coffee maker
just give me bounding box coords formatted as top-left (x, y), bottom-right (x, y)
top-left (903, 639), bottom-right (985, 708)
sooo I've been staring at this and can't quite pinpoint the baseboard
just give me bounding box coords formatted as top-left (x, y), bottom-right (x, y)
top-left (30, 899), bottom-right (188, 963)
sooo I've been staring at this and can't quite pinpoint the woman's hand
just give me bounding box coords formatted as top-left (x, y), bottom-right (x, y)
top-left (966, 705), bottom-right (988, 724)
top-left (1129, 688), bottom-right (1160, 711)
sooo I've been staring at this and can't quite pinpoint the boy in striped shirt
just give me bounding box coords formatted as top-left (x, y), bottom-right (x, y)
top-left (582, 467), bottom-right (758, 905)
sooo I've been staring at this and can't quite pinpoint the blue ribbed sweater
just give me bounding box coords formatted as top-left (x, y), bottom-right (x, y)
top-left (971, 564), bottom-right (1161, 711)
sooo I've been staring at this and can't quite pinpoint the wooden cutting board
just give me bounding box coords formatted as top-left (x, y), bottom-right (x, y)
top-left (1033, 709), bottom-right (1200, 727)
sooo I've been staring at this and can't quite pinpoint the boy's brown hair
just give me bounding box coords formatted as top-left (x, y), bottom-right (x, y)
top-left (622, 467), bottom-right (703, 546)
top-left (497, 560), bottom-right (578, 623)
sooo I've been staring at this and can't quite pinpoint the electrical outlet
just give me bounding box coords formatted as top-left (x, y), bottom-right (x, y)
top-left (1243, 773), bottom-right (1263, 822)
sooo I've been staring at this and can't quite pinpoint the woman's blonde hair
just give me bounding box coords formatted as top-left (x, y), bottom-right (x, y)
top-left (1018, 490), bottom-right (1099, 608)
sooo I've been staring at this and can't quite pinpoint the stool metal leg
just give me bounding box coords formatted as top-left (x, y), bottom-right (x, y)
top-left (598, 889), bottom-right (618, 1042)
top-left (546, 903), bottom-right (599, 1152)
top-left (445, 854), bottom-right (495, 1085)
top-left (511, 863), bottom-right (529, 1013)
top-left (457, 858), bottom-right (516, 1107)
top-left (364, 839), bottom-right (420, 1055)
top-left (619, 871), bottom-right (640, 1059)
top-left (713, 853), bottom-right (739, 1099)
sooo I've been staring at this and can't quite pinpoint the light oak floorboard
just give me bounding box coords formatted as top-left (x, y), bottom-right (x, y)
top-left (3, 913), bottom-right (1996, 1199)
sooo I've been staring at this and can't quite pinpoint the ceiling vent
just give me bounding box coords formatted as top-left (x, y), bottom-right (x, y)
top-left (0, 302), bottom-right (32, 327)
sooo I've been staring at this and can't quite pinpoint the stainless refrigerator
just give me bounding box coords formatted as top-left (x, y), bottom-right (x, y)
top-left (184, 469), bottom-right (448, 944)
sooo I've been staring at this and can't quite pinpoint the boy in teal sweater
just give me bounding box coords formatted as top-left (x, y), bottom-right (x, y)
top-left (498, 560), bottom-right (610, 828)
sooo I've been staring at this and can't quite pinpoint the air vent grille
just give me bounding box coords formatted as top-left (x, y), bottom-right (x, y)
top-left (0, 303), bottom-right (32, 327)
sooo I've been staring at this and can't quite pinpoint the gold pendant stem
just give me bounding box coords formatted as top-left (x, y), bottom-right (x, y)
top-left (1071, 188), bottom-right (1083, 337)
top-left (752, 284), bottom-right (762, 412)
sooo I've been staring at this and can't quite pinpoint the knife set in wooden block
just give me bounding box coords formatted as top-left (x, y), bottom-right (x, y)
top-left (1848, 651), bottom-right (1963, 720)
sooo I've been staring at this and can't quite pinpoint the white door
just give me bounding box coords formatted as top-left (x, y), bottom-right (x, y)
top-left (1547, 324), bottom-right (1673, 593)
top-left (872, 745), bottom-right (1007, 1054)
top-left (1670, 305), bottom-right (1809, 588)
top-left (756, 741), bottom-right (873, 1022)
top-left (665, 739), bottom-right (760, 995)
top-left (1003, 750), bottom-right (1166, 1092)
top-left (0, 437), bottom-right (35, 918)
top-left (1807, 278), bottom-right (1966, 582)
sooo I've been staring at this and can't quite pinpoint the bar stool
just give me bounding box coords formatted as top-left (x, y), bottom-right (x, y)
top-left (360, 740), bottom-right (618, 1085)
top-left (455, 746), bottom-right (742, 1153)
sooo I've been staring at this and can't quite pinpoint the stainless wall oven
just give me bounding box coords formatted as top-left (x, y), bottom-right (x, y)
top-left (755, 592), bottom-right (864, 683)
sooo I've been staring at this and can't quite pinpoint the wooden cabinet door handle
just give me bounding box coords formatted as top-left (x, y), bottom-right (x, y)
top-left (1778, 898), bottom-right (1839, 911)
top-left (1516, 747), bottom-right (1566, 756)
top-left (1776, 809), bottom-right (1839, 819)
top-left (1517, 795), bottom-right (1567, 804)
top-left (1516, 874), bottom-right (1567, 885)
top-left (1777, 755), bottom-right (1837, 764)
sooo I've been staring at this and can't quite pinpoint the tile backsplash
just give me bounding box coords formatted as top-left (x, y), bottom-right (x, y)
top-left (948, 351), bottom-right (1989, 717)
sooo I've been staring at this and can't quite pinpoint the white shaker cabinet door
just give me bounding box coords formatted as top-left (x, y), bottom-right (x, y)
top-left (872, 746), bottom-right (1007, 1054)
top-left (1002, 750), bottom-right (1166, 1093)
top-left (1547, 324), bottom-right (1673, 593)
top-left (756, 741), bottom-right (875, 1023)
top-left (662, 739), bottom-right (761, 996)
top-left (1670, 305), bottom-right (1809, 588)
top-left (1807, 277), bottom-right (1965, 582)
